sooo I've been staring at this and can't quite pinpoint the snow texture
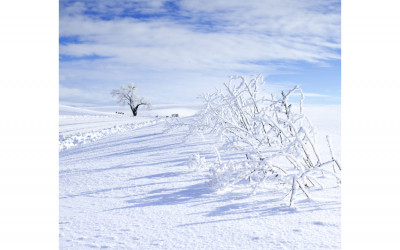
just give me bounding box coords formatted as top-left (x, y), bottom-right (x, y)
top-left (59, 104), bottom-right (341, 249)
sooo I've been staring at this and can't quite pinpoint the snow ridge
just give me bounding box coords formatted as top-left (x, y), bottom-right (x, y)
top-left (59, 119), bottom-right (159, 151)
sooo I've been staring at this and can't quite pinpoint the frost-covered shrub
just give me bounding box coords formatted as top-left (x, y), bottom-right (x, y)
top-left (187, 153), bottom-right (208, 169)
top-left (171, 75), bottom-right (341, 206)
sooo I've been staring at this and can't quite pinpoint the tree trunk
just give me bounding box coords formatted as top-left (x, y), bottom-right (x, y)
top-left (131, 106), bottom-right (138, 116)
top-left (131, 104), bottom-right (143, 117)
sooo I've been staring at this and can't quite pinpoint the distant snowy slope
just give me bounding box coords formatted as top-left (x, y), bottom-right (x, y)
top-left (59, 104), bottom-right (203, 150)
top-left (59, 104), bottom-right (340, 154)
top-left (60, 105), bottom-right (114, 116)
top-left (60, 104), bottom-right (202, 117)
top-left (74, 104), bottom-right (203, 118)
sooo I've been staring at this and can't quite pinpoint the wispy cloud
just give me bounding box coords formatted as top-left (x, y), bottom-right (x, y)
top-left (59, 0), bottom-right (340, 105)
top-left (59, 84), bottom-right (111, 105)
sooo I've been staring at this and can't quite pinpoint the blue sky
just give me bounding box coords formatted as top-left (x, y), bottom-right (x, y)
top-left (59, 0), bottom-right (341, 106)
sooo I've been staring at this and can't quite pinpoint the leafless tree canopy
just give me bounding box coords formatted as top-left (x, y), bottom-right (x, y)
top-left (111, 83), bottom-right (151, 117)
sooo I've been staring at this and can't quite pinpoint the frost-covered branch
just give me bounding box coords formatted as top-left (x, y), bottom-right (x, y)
top-left (168, 75), bottom-right (341, 206)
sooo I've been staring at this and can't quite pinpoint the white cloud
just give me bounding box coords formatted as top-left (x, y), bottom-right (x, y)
top-left (59, 0), bottom-right (340, 105)
top-left (59, 84), bottom-right (111, 105)
top-left (303, 93), bottom-right (331, 98)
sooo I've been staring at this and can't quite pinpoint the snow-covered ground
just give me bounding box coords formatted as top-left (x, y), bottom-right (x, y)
top-left (59, 104), bottom-right (341, 249)
top-left (59, 104), bottom-right (201, 151)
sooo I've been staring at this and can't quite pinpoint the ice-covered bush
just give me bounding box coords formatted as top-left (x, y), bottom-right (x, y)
top-left (170, 74), bottom-right (341, 206)
top-left (187, 153), bottom-right (209, 170)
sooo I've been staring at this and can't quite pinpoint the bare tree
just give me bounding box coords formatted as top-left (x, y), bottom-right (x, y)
top-left (111, 83), bottom-right (151, 117)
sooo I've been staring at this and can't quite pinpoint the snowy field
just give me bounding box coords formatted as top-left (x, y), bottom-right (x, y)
top-left (59, 104), bottom-right (200, 150)
top-left (59, 104), bottom-right (341, 249)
